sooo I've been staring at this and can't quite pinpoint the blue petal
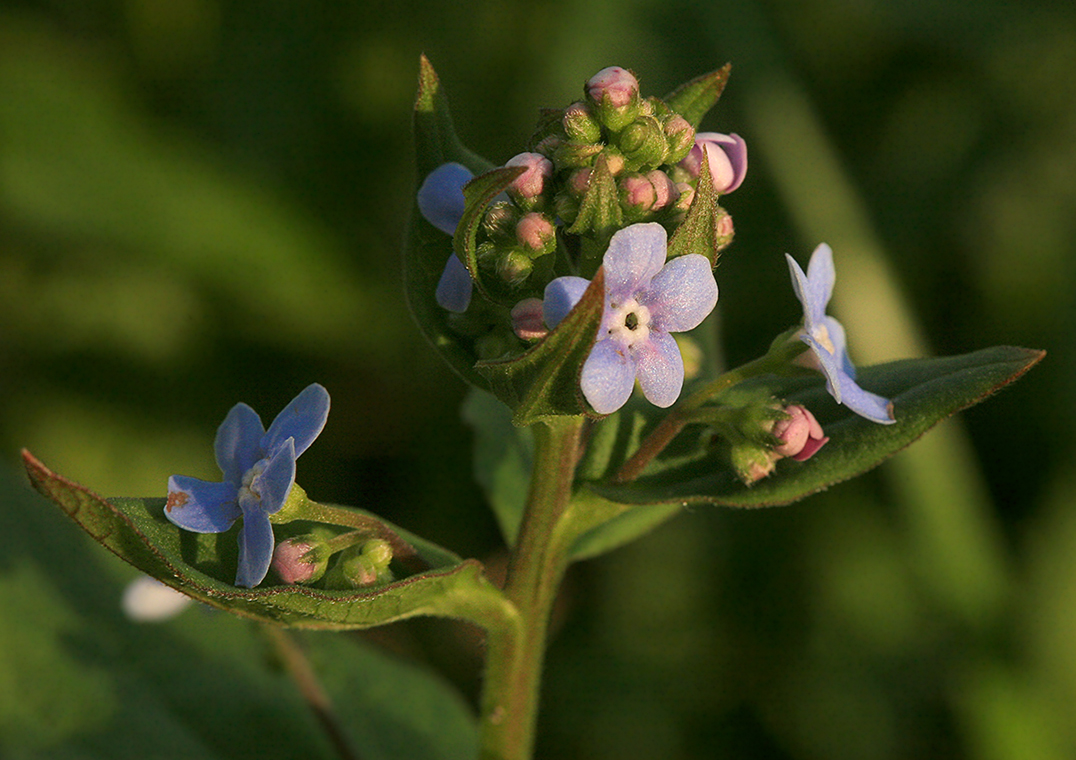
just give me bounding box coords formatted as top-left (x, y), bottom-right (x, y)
top-left (644, 254), bottom-right (718, 333)
top-left (417, 163), bottom-right (473, 235)
top-left (801, 333), bottom-right (844, 403)
top-left (834, 371), bottom-right (896, 424)
top-left (581, 338), bottom-right (636, 414)
top-left (235, 508), bottom-right (275, 588)
top-left (543, 276), bottom-right (591, 328)
top-left (165, 476), bottom-right (241, 533)
top-left (251, 438), bottom-right (297, 516)
top-left (601, 223), bottom-right (668, 298)
top-left (262, 384), bottom-right (330, 459)
top-left (633, 331), bottom-right (685, 408)
top-left (435, 254), bottom-right (474, 312)
top-left (214, 403), bottom-right (264, 484)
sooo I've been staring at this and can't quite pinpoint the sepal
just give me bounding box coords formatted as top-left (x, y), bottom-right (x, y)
top-left (663, 65), bottom-right (732, 128)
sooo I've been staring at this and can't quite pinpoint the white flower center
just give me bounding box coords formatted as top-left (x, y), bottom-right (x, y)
top-left (239, 460), bottom-right (266, 504)
top-left (606, 297), bottom-right (652, 347)
top-left (813, 323), bottom-right (836, 354)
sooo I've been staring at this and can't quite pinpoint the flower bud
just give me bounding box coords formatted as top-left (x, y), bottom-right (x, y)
top-left (620, 173), bottom-right (656, 215)
top-left (505, 152), bottom-right (554, 201)
top-left (563, 101), bottom-right (602, 143)
top-left (618, 115), bottom-right (668, 170)
top-left (663, 115), bottom-right (696, 165)
top-left (516, 212), bottom-right (556, 255)
top-left (272, 534), bottom-right (330, 585)
top-left (482, 201), bottom-right (518, 239)
top-left (586, 66), bottom-right (641, 132)
top-left (771, 405), bottom-right (828, 461)
top-left (731, 442), bottom-right (777, 485)
top-left (340, 539), bottom-right (394, 588)
top-left (497, 249), bottom-right (533, 285)
top-left (553, 140), bottom-right (605, 169)
top-left (511, 298), bottom-right (549, 340)
top-left (646, 170), bottom-right (678, 211)
top-left (680, 132), bottom-right (748, 194)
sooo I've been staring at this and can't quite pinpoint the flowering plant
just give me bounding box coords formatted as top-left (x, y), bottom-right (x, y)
top-left (21, 57), bottom-right (1042, 760)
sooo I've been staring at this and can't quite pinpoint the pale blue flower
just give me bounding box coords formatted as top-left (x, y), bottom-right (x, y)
top-left (165, 384), bottom-right (331, 588)
top-left (545, 223), bottom-right (718, 414)
top-left (786, 244), bottom-right (895, 424)
top-left (417, 162), bottom-right (474, 312)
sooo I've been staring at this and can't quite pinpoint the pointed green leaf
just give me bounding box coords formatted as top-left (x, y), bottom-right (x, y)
top-left (474, 269), bottom-right (606, 426)
top-left (567, 154), bottom-right (622, 242)
top-left (591, 346), bottom-right (1044, 509)
top-left (454, 165), bottom-right (526, 306)
top-left (667, 146), bottom-right (729, 265)
top-left (406, 56), bottom-right (500, 389)
top-left (664, 65), bottom-right (732, 128)
top-left (23, 451), bottom-right (517, 634)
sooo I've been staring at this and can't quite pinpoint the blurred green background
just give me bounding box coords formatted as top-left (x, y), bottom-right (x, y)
top-left (1, 0), bottom-right (1073, 758)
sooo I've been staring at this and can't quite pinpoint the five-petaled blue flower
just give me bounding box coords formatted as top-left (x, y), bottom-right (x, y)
top-left (165, 383), bottom-right (331, 588)
top-left (417, 162), bottom-right (474, 312)
top-left (544, 223), bottom-right (718, 415)
top-left (786, 244), bottom-right (895, 424)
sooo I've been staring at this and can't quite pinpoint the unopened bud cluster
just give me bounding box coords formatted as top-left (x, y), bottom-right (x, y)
top-left (271, 529), bottom-right (396, 590)
top-left (727, 402), bottom-right (829, 485)
top-left (469, 66), bottom-right (743, 300)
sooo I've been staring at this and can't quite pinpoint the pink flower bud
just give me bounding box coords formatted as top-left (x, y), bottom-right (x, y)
top-left (505, 152), bottom-right (553, 200)
top-left (645, 170), bottom-right (678, 211)
top-left (680, 132), bottom-right (748, 194)
top-left (516, 212), bottom-right (556, 253)
top-left (511, 298), bottom-right (548, 340)
top-left (771, 405), bottom-right (828, 461)
top-left (272, 537), bottom-right (326, 585)
top-left (620, 173), bottom-right (656, 212)
top-left (586, 66), bottom-right (639, 108)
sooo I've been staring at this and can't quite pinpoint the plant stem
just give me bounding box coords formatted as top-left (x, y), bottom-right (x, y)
top-left (477, 416), bottom-right (585, 760)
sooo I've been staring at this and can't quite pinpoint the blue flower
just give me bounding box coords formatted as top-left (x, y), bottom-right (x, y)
top-left (417, 162), bottom-right (474, 312)
top-left (165, 383), bottom-right (331, 588)
top-left (786, 244), bottom-right (895, 424)
top-left (545, 223), bottom-right (718, 414)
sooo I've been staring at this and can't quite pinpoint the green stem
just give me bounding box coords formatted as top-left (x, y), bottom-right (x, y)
top-left (614, 341), bottom-right (806, 483)
top-left (478, 416), bottom-right (586, 760)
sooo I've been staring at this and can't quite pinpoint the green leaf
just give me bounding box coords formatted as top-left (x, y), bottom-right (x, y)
top-left (0, 463), bottom-right (477, 760)
top-left (664, 65), bottom-right (732, 128)
top-left (405, 56), bottom-right (499, 390)
top-left (667, 145), bottom-right (728, 266)
top-left (566, 154), bottom-right (623, 242)
top-left (474, 268), bottom-right (606, 426)
top-left (23, 451), bottom-right (517, 634)
top-left (592, 346), bottom-right (1044, 509)
top-left (454, 165), bottom-right (526, 306)
top-left (461, 388), bottom-right (533, 547)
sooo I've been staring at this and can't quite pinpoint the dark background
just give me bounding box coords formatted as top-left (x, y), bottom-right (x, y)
top-left (1, 1), bottom-right (1073, 758)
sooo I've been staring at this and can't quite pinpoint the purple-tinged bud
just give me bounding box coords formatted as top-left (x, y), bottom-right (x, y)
top-left (511, 298), bottom-right (548, 340)
top-left (646, 170), bottom-right (678, 211)
top-left (663, 115), bottom-right (696, 165)
top-left (771, 405), bottom-right (828, 461)
top-left (673, 182), bottom-right (695, 212)
top-left (272, 535), bottom-right (330, 585)
top-left (516, 212), bottom-right (556, 254)
top-left (534, 134), bottom-right (563, 158)
top-left (563, 101), bottom-right (602, 143)
top-left (586, 66), bottom-right (641, 132)
top-left (586, 66), bottom-right (639, 109)
top-left (505, 152), bottom-right (554, 200)
top-left (620, 173), bottom-right (656, 214)
top-left (680, 132), bottom-right (748, 194)
top-left (568, 167), bottom-right (592, 196)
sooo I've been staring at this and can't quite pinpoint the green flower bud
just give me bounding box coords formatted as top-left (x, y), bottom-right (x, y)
top-left (553, 140), bottom-right (604, 169)
top-left (497, 249), bottom-right (533, 286)
top-left (663, 114), bottom-right (696, 165)
top-left (563, 101), bottom-right (602, 143)
top-left (339, 539), bottom-right (395, 588)
top-left (617, 115), bottom-right (668, 170)
top-left (483, 201), bottom-right (519, 239)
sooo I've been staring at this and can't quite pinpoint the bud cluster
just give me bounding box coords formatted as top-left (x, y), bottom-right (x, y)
top-left (467, 66), bottom-right (744, 303)
top-left (720, 401), bottom-right (829, 485)
top-left (271, 529), bottom-right (396, 590)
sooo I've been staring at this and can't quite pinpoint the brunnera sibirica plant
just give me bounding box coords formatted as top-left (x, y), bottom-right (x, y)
top-left (23, 59), bottom-right (1043, 760)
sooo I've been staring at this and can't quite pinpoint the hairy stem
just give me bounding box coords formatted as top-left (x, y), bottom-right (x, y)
top-left (478, 416), bottom-right (586, 760)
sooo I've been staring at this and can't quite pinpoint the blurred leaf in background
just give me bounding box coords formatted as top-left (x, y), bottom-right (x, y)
top-left (0, 0), bottom-right (1072, 759)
